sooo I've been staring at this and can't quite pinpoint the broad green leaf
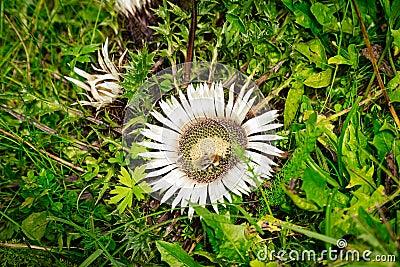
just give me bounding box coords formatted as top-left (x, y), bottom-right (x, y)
top-left (342, 120), bottom-right (375, 191)
top-left (82, 164), bottom-right (99, 182)
top-left (296, 39), bottom-right (327, 69)
top-left (318, 119), bottom-right (338, 153)
top-left (306, 155), bottom-right (339, 187)
top-left (226, 13), bottom-right (246, 34)
top-left (347, 44), bottom-right (359, 68)
top-left (67, 233), bottom-right (81, 249)
top-left (156, 241), bottom-right (202, 267)
top-left (310, 3), bottom-right (338, 32)
top-left (22, 211), bottom-right (48, 241)
top-left (388, 88), bottom-right (400, 103)
top-left (382, 0), bottom-right (400, 28)
top-left (194, 206), bottom-right (251, 263)
top-left (76, 55), bottom-right (91, 63)
top-left (302, 168), bottom-right (330, 208)
top-left (337, 98), bottom-right (362, 187)
top-left (284, 81), bottom-right (304, 128)
top-left (193, 251), bottom-right (225, 265)
top-left (331, 186), bottom-right (387, 239)
top-left (372, 130), bottom-right (395, 159)
top-left (250, 260), bottom-right (278, 267)
top-left (391, 29), bottom-right (400, 48)
top-left (282, 184), bottom-right (322, 212)
top-left (304, 69), bottom-right (332, 88)
top-left (330, 208), bottom-right (355, 238)
top-left (302, 112), bottom-right (338, 153)
top-left (354, 0), bottom-right (377, 22)
top-left (270, 111), bottom-right (324, 206)
top-left (387, 74), bottom-right (400, 91)
top-left (63, 146), bottom-right (88, 160)
top-left (20, 196), bottom-right (35, 209)
top-left (80, 44), bottom-right (100, 55)
top-left (328, 55), bottom-right (352, 66)
top-left (346, 165), bottom-right (375, 190)
top-left (160, 79), bottom-right (172, 91)
top-left (281, 0), bottom-right (322, 36)
top-left (349, 186), bottom-right (386, 214)
top-left (380, 0), bottom-right (391, 24)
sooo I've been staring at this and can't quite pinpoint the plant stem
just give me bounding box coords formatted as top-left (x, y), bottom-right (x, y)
top-left (184, 0), bottom-right (197, 84)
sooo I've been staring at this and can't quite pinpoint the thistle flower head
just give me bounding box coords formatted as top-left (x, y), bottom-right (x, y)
top-left (124, 63), bottom-right (284, 218)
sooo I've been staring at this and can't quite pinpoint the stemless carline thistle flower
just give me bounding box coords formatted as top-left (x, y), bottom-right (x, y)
top-left (66, 38), bottom-right (126, 110)
top-left (138, 82), bottom-right (284, 217)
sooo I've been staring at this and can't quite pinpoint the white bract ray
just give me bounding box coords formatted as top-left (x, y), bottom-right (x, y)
top-left (65, 38), bottom-right (126, 110)
top-left (114, 0), bottom-right (152, 18)
top-left (138, 81), bottom-right (283, 219)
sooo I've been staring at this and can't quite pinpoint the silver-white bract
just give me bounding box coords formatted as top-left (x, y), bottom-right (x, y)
top-left (65, 38), bottom-right (126, 110)
top-left (138, 82), bottom-right (284, 218)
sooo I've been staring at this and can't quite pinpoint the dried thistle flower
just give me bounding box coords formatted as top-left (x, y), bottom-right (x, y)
top-left (66, 38), bottom-right (127, 110)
